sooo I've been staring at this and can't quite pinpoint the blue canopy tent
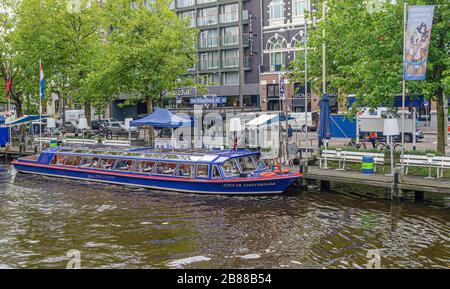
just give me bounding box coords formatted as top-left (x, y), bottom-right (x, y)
top-left (319, 95), bottom-right (331, 168)
top-left (0, 116), bottom-right (7, 147)
top-left (130, 108), bottom-right (192, 149)
top-left (5, 115), bottom-right (48, 126)
top-left (130, 108), bottom-right (192, 128)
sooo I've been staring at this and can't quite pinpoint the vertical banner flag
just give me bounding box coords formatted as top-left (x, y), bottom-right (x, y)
top-left (404, 5), bottom-right (435, 81)
top-left (40, 61), bottom-right (45, 99)
top-left (279, 76), bottom-right (286, 100)
top-left (5, 64), bottom-right (11, 100)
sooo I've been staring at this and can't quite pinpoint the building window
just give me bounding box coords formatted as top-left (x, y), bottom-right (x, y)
top-left (291, 33), bottom-right (305, 59)
top-left (267, 84), bottom-right (280, 111)
top-left (199, 29), bottom-right (219, 48)
top-left (199, 73), bottom-right (220, 85)
top-left (293, 0), bottom-right (307, 17)
top-left (269, 0), bottom-right (284, 20)
top-left (176, 0), bottom-right (194, 8)
top-left (267, 36), bottom-right (286, 70)
top-left (198, 7), bottom-right (218, 26)
top-left (179, 10), bottom-right (196, 27)
top-left (222, 72), bottom-right (239, 85)
top-left (222, 26), bottom-right (239, 46)
top-left (220, 3), bottom-right (238, 23)
top-left (199, 52), bottom-right (219, 70)
top-left (222, 49), bottom-right (239, 68)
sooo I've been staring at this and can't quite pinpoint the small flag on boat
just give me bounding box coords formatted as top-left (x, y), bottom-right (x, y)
top-left (39, 60), bottom-right (45, 100)
top-left (5, 63), bottom-right (11, 100)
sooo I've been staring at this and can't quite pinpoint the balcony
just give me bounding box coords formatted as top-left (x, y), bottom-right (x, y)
top-left (197, 15), bottom-right (218, 26)
top-left (222, 57), bottom-right (239, 68)
top-left (176, 0), bottom-right (195, 9)
top-left (222, 34), bottom-right (239, 46)
top-left (261, 64), bottom-right (286, 73)
top-left (197, 0), bottom-right (217, 4)
top-left (243, 56), bottom-right (251, 69)
top-left (219, 12), bottom-right (238, 24)
top-left (199, 37), bottom-right (219, 49)
top-left (199, 60), bottom-right (220, 70)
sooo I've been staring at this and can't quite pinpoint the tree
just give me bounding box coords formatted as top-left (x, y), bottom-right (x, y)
top-left (0, 0), bottom-right (26, 116)
top-left (10, 0), bottom-right (107, 123)
top-left (103, 0), bottom-right (198, 113)
top-left (289, 0), bottom-right (449, 152)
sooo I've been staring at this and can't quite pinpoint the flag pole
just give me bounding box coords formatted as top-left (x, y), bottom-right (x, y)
top-left (401, 0), bottom-right (407, 172)
top-left (304, 15), bottom-right (309, 172)
top-left (39, 59), bottom-right (42, 151)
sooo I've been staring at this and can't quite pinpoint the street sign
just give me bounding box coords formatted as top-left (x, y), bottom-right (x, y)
top-left (176, 88), bottom-right (184, 104)
top-left (190, 96), bottom-right (226, 105)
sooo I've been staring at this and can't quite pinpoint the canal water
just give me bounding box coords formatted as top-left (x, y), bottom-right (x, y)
top-left (0, 162), bottom-right (448, 269)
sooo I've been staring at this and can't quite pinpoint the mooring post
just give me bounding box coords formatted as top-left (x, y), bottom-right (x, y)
top-left (392, 168), bottom-right (399, 199)
top-left (320, 180), bottom-right (330, 192)
top-left (415, 191), bottom-right (424, 202)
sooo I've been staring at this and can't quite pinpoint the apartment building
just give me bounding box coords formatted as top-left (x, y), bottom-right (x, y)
top-left (175, 0), bottom-right (262, 109)
top-left (259, 0), bottom-right (319, 112)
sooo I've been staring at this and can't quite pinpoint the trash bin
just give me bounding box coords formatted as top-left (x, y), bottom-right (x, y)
top-left (50, 138), bottom-right (58, 148)
top-left (362, 156), bottom-right (374, 175)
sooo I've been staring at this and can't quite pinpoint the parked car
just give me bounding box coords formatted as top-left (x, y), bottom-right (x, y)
top-left (108, 121), bottom-right (138, 138)
top-left (63, 121), bottom-right (81, 134)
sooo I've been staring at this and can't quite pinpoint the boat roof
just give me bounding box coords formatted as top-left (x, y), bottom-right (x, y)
top-left (42, 147), bottom-right (259, 164)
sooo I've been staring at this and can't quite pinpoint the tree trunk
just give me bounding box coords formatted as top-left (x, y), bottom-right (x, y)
top-left (436, 86), bottom-right (445, 154)
top-left (84, 101), bottom-right (92, 125)
top-left (13, 94), bottom-right (23, 117)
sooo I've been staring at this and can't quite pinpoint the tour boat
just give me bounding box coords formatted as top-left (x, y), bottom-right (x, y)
top-left (12, 147), bottom-right (301, 195)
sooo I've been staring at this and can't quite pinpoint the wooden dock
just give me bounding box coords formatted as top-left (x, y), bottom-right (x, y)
top-left (301, 166), bottom-right (450, 199)
top-left (0, 147), bottom-right (36, 159)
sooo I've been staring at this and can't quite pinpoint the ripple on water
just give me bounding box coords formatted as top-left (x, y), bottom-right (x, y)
top-left (167, 256), bottom-right (211, 268)
top-left (0, 164), bottom-right (448, 268)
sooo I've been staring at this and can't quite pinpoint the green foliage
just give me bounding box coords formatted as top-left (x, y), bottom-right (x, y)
top-left (1, 0), bottom-right (198, 117)
top-left (289, 0), bottom-right (448, 152)
top-left (103, 0), bottom-right (198, 109)
top-left (289, 0), bottom-right (448, 109)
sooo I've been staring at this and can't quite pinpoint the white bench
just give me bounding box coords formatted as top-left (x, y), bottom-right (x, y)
top-left (402, 154), bottom-right (450, 178)
top-left (103, 140), bottom-right (130, 147)
top-left (63, 138), bottom-right (97, 145)
top-left (319, 150), bottom-right (384, 172)
top-left (34, 137), bottom-right (52, 143)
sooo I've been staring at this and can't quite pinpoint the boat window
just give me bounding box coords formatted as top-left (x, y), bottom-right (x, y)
top-left (99, 159), bottom-right (116, 170)
top-left (65, 156), bottom-right (82, 167)
top-left (115, 159), bottom-right (134, 171)
top-left (212, 165), bottom-right (221, 179)
top-left (237, 156), bottom-right (256, 173)
top-left (197, 164), bottom-right (209, 178)
top-left (155, 162), bottom-right (178, 175)
top-left (79, 157), bottom-right (99, 168)
top-left (222, 159), bottom-right (240, 177)
top-left (174, 164), bottom-right (195, 178)
top-left (51, 154), bottom-right (67, 166)
top-left (133, 161), bottom-right (155, 173)
top-left (256, 159), bottom-right (267, 170)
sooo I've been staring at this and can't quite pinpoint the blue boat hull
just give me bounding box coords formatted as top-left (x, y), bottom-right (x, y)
top-left (13, 161), bottom-right (300, 195)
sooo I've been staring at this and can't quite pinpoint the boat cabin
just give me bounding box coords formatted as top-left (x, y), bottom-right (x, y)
top-left (37, 148), bottom-right (268, 180)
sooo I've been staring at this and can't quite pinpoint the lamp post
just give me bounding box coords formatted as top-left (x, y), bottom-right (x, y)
top-left (230, 117), bottom-right (242, 150)
top-left (383, 118), bottom-right (400, 176)
top-left (79, 118), bottom-right (88, 147)
top-left (425, 153), bottom-right (435, 180)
